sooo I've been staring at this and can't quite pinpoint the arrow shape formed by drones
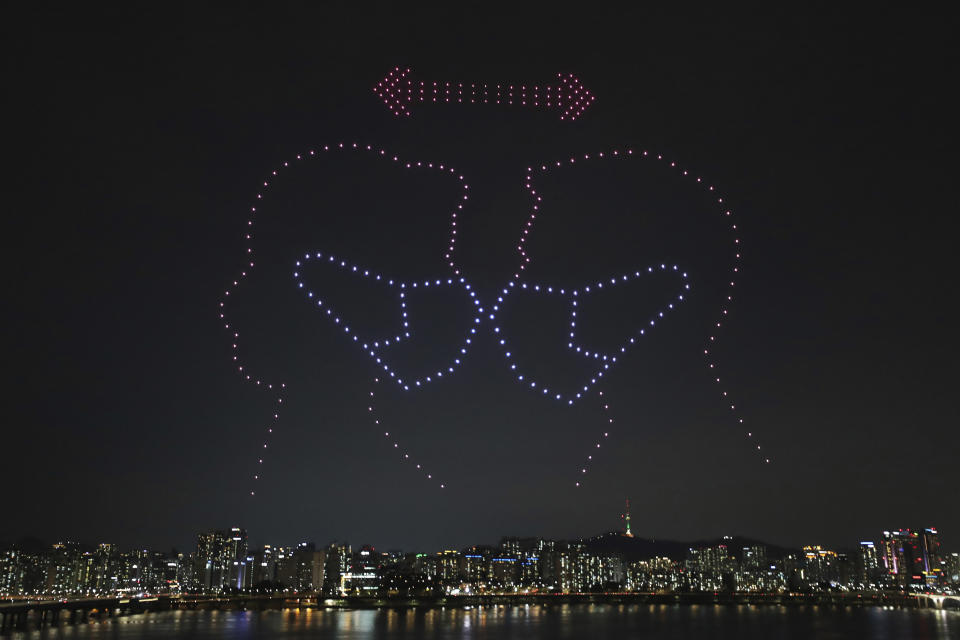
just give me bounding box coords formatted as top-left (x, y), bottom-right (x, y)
top-left (374, 67), bottom-right (595, 121)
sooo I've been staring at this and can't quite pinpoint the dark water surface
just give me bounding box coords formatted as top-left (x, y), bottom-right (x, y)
top-left (9, 605), bottom-right (960, 639)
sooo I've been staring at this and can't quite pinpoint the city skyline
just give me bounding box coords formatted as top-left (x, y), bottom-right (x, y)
top-left (3, 5), bottom-right (957, 557)
top-left (2, 514), bottom-right (955, 564)
top-left (3, 519), bottom-right (957, 598)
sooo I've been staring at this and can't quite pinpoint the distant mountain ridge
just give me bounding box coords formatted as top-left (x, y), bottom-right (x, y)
top-left (0, 536), bottom-right (50, 553)
top-left (0, 537), bottom-right (98, 554)
top-left (584, 531), bottom-right (799, 561)
top-left (2, 533), bottom-right (802, 560)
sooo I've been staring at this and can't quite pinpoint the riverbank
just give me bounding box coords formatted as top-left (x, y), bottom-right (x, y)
top-left (174, 591), bottom-right (950, 610)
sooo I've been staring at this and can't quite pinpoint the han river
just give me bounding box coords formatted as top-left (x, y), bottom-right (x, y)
top-left (5, 604), bottom-right (960, 640)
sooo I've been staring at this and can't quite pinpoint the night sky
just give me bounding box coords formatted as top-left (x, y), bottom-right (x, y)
top-left (3, 5), bottom-right (956, 554)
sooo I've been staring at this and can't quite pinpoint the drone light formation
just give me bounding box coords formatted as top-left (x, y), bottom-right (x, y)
top-left (488, 265), bottom-right (690, 405)
top-left (368, 377), bottom-right (445, 487)
top-left (293, 256), bottom-right (482, 391)
top-left (288, 147), bottom-right (477, 489)
top-left (221, 142), bottom-right (476, 494)
top-left (223, 74), bottom-right (769, 495)
top-left (575, 390), bottom-right (615, 486)
top-left (505, 148), bottom-right (770, 480)
top-left (374, 67), bottom-right (595, 121)
top-left (224, 144), bottom-right (769, 494)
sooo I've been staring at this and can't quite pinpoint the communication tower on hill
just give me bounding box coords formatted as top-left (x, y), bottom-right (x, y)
top-left (623, 498), bottom-right (634, 538)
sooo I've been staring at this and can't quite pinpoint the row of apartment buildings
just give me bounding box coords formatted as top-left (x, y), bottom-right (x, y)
top-left (2, 527), bottom-right (957, 597)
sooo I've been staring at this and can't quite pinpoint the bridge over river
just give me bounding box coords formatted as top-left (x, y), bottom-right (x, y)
top-left (0, 595), bottom-right (171, 633)
top-left (916, 593), bottom-right (960, 610)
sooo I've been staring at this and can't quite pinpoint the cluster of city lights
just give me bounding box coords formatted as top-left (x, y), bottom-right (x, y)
top-left (374, 67), bottom-right (595, 121)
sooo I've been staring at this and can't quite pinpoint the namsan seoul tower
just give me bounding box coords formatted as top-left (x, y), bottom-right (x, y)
top-left (623, 499), bottom-right (634, 538)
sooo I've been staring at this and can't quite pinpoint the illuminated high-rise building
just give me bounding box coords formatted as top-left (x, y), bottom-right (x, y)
top-left (176, 552), bottom-right (196, 592)
top-left (45, 541), bottom-right (83, 596)
top-left (295, 542), bottom-right (325, 592)
top-left (900, 530), bottom-right (924, 583)
top-left (194, 527), bottom-right (248, 593)
top-left (945, 553), bottom-right (960, 585)
top-left (322, 543), bottom-right (351, 595)
top-left (742, 546), bottom-right (766, 572)
top-left (0, 550), bottom-right (23, 596)
top-left (802, 546), bottom-right (839, 585)
top-left (857, 541), bottom-right (880, 585)
top-left (877, 529), bottom-right (938, 586)
top-left (438, 550), bottom-right (460, 582)
top-left (490, 555), bottom-right (518, 585)
top-left (738, 546), bottom-right (783, 592)
top-left (500, 537), bottom-right (521, 555)
top-left (496, 537), bottom-right (544, 587)
top-left (920, 528), bottom-right (941, 570)
top-left (460, 546), bottom-right (491, 587)
top-left (685, 544), bottom-right (736, 591)
top-left (878, 531), bottom-right (906, 582)
top-left (252, 544), bottom-right (277, 585)
top-left (274, 545), bottom-right (298, 589)
top-left (548, 542), bottom-right (584, 592)
top-left (920, 528), bottom-right (944, 586)
top-left (341, 545), bottom-right (379, 595)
